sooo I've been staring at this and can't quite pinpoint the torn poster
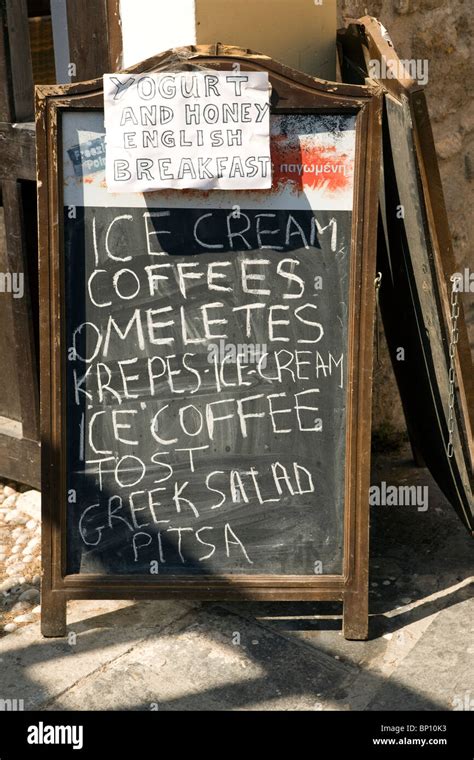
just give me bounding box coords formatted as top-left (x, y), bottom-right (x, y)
top-left (103, 71), bottom-right (272, 192)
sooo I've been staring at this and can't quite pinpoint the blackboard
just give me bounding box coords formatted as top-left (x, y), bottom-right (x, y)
top-left (63, 112), bottom-right (353, 576)
top-left (37, 47), bottom-right (381, 638)
top-left (65, 204), bottom-right (351, 576)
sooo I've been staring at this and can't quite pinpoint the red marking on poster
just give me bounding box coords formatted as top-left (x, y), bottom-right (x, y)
top-left (271, 135), bottom-right (353, 194)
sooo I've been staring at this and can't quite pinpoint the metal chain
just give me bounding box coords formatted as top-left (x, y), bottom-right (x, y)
top-left (446, 274), bottom-right (461, 458)
top-left (374, 272), bottom-right (382, 368)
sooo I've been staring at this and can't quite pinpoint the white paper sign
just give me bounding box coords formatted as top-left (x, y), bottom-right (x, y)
top-left (103, 71), bottom-right (271, 192)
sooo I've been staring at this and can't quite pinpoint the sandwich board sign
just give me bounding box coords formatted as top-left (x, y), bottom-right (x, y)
top-left (37, 46), bottom-right (382, 639)
top-left (338, 17), bottom-right (474, 534)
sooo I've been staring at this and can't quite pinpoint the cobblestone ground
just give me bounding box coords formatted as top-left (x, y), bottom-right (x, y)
top-left (0, 482), bottom-right (41, 634)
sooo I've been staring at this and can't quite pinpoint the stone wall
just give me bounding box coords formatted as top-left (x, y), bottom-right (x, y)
top-left (338, 1), bottom-right (473, 442)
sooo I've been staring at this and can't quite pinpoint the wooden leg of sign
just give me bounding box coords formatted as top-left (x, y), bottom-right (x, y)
top-left (41, 591), bottom-right (67, 637)
top-left (343, 588), bottom-right (369, 640)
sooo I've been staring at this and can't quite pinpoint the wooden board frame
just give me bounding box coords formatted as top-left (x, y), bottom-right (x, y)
top-left (36, 45), bottom-right (382, 639)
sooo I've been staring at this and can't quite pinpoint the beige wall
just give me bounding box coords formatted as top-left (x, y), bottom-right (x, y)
top-left (120, 0), bottom-right (336, 80)
top-left (197, 0), bottom-right (336, 80)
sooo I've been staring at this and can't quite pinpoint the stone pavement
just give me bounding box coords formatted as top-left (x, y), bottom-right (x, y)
top-left (0, 445), bottom-right (472, 711)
